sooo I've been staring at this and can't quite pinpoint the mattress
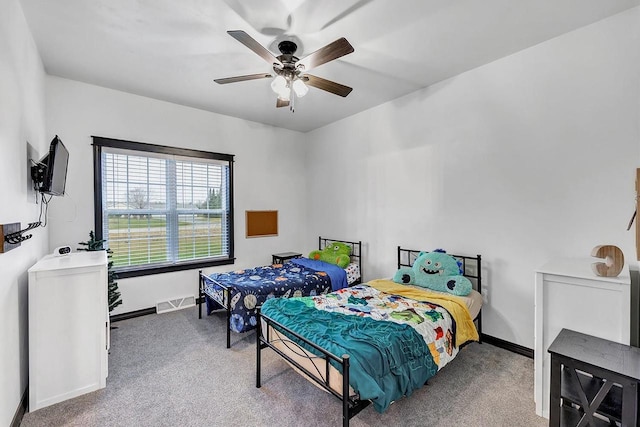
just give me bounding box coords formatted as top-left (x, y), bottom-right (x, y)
top-left (404, 286), bottom-right (483, 320)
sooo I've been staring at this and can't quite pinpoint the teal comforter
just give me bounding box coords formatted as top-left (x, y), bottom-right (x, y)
top-left (261, 297), bottom-right (439, 413)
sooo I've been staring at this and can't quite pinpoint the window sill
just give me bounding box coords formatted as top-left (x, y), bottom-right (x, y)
top-left (115, 258), bottom-right (235, 279)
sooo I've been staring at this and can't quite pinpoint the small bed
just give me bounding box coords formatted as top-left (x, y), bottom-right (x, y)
top-left (256, 246), bottom-right (482, 427)
top-left (198, 237), bottom-right (362, 348)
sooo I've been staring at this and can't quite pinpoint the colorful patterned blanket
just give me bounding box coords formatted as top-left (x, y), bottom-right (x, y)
top-left (261, 282), bottom-right (478, 412)
top-left (204, 259), bottom-right (345, 333)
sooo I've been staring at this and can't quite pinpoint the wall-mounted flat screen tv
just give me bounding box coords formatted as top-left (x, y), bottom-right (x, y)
top-left (33, 135), bottom-right (69, 196)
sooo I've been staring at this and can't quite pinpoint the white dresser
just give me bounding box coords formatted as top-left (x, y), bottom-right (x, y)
top-left (534, 257), bottom-right (630, 419)
top-left (28, 251), bottom-right (109, 412)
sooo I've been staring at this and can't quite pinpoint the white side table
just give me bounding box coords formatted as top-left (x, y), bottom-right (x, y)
top-left (534, 257), bottom-right (630, 419)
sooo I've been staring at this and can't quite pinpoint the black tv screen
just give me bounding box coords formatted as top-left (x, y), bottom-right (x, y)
top-left (39, 136), bottom-right (69, 196)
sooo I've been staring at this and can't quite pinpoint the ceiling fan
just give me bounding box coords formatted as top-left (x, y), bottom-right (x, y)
top-left (214, 30), bottom-right (354, 111)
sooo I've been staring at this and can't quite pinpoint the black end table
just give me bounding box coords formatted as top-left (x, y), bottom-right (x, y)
top-left (272, 252), bottom-right (302, 264)
top-left (548, 328), bottom-right (640, 427)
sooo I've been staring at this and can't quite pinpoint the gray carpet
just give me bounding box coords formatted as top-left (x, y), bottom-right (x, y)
top-left (21, 307), bottom-right (547, 427)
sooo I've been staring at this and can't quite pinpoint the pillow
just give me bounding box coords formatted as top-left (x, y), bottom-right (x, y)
top-left (392, 249), bottom-right (472, 296)
top-left (308, 242), bottom-right (351, 268)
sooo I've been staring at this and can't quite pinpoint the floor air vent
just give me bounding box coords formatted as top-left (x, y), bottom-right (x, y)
top-left (156, 295), bottom-right (196, 314)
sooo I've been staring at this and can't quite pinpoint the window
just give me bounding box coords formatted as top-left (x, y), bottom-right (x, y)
top-left (93, 137), bottom-right (234, 278)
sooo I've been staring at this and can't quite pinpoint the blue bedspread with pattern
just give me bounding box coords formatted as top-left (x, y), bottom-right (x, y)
top-left (203, 259), bottom-right (345, 333)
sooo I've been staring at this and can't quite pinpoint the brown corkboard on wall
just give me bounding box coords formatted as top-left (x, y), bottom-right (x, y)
top-left (246, 210), bottom-right (278, 238)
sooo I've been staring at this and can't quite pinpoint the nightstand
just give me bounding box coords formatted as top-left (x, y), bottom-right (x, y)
top-left (548, 328), bottom-right (640, 427)
top-left (272, 252), bottom-right (302, 264)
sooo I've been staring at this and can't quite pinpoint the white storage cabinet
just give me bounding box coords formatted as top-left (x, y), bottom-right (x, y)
top-left (534, 257), bottom-right (630, 419)
top-left (28, 251), bottom-right (109, 411)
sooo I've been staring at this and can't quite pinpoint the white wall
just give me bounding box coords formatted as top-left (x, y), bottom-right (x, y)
top-left (0, 1), bottom-right (48, 425)
top-left (4, 7), bottom-right (637, 422)
top-left (45, 77), bottom-right (309, 315)
top-left (305, 7), bottom-right (640, 348)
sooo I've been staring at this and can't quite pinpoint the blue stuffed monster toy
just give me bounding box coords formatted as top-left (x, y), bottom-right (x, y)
top-left (392, 249), bottom-right (472, 296)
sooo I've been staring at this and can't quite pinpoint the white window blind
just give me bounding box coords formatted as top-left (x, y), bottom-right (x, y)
top-left (94, 139), bottom-right (234, 275)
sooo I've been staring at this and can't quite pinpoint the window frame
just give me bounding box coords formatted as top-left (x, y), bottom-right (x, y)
top-left (92, 136), bottom-right (235, 278)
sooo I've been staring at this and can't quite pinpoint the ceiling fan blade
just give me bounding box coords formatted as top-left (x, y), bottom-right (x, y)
top-left (303, 74), bottom-right (353, 97)
top-left (296, 38), bottom-right (354, 71)
top-left (214, 73), bottom-right (272, 84)
top-left (276, 98), bottom-right (290, 108)
top-left (227, 30), bottom-right (283, 67)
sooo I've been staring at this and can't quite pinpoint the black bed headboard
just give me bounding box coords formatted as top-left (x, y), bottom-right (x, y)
top-left (319, 237), bottom-right (362, 277)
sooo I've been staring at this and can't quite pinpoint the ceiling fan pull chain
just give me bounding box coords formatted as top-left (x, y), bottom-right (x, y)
top-left (290, 90), bottom-right (295, 113)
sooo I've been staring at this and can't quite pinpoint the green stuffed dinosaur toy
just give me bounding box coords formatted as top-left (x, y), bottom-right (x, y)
top-left (392, 249), bottom-right (472, 296)
top-left (309, 242), bottom-right (351, 268)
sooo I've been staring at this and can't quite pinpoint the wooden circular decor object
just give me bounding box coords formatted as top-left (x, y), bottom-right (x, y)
top-left (590, 245), bottom-right (624, 277)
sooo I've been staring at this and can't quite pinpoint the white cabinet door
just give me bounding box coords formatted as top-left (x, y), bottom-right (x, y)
top-left (28, 251), bottom-right (108, 412)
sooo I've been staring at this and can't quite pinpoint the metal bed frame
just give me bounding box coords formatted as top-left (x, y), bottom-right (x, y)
top-left (198, 237), bottom-right (362, 348)
top-left (256, 246), bottom-right (482, 427)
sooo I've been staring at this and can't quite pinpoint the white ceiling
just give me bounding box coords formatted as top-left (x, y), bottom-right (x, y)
top-left (20, 0), bottom-right (640, 133)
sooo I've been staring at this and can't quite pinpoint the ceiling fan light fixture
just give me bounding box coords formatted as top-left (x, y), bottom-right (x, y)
top-left (292, 78), bottom-right (308, 98)
top-left (271, 75), bottom-right (287, 93)
top-left (271, 75), bottom-right (292, 100)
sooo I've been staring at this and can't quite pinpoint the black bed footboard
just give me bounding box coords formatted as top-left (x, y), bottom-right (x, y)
top-left (198, 270), bottom-right (233, 348)
top-left (256, 306), bottom-right (370, 427)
